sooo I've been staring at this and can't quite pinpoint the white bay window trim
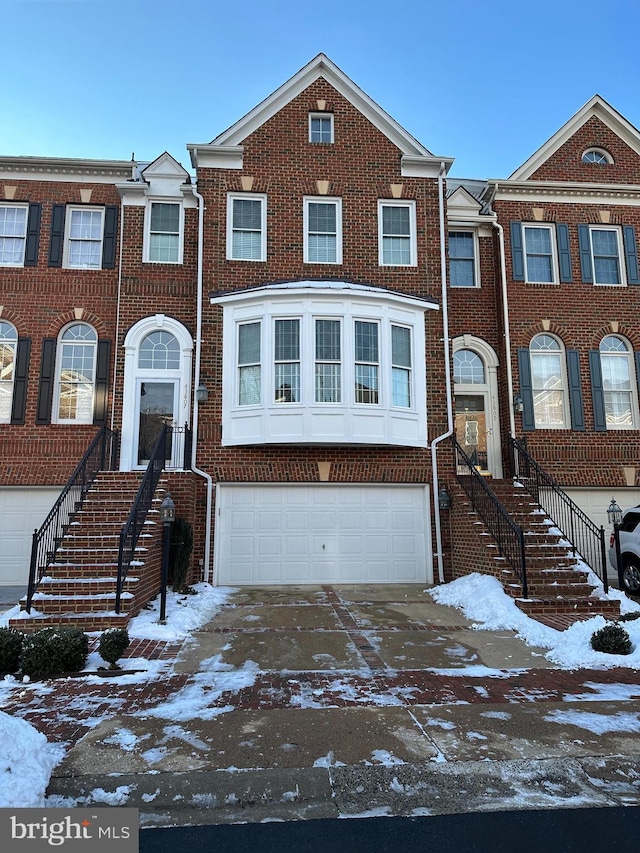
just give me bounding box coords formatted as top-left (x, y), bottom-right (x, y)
top-left (217, 282), bottom-right (433, 447)
top-left (227, 193), bottom-right (267, 261)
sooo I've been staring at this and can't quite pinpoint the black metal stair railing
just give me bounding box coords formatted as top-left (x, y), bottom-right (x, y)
top-left (26, 426), bottom-right (119, 613)
top-left (115, 424), bottom-right (169, 614)
top-left (510, 437), bottom-right (608, 592)
top-left (453, 436), bottom-right (528, 598)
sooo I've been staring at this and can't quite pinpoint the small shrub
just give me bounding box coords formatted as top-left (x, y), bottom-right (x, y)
top-left (99, 628), bottom-right (130, 670)
top-left (21, 627), bottom-right (89, 679)
top-left (590, 623), bottom-right (632, 655)
top-left (0, 627), bottom-right (24, 676)
top-left (619, 612), bottom-right (640, 623)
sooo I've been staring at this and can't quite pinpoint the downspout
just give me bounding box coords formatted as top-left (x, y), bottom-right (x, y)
top-left (110, 196), bottom-right (126, 437)
top-left (494, 219), bottom-right (517, 441)
top-left (430, 161), bottom-right (454, 583)
top-left (190, 184), bottom-right (213, 583)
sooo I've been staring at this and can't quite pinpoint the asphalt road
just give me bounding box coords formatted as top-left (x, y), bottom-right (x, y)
top-left (140, 806), bottom-right (640, 852)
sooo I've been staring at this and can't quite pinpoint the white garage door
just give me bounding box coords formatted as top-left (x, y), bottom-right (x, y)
top-left (0, 488), bottom-right (61, 585)
top-left (215, 485), bottom-right (431, 585)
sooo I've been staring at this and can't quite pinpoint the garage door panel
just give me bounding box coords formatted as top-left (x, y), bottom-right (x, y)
top-left (216, 485), bottom-right (430, 586)
top-left (0, 488), bottom-right (62, 585)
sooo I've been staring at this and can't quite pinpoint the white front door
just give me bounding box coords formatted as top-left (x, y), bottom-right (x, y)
top-left (215, 484), bottom-right (431, 585)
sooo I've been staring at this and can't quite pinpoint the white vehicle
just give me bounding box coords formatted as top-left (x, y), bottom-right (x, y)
top-left (609, 506), bottom-right (640, 595)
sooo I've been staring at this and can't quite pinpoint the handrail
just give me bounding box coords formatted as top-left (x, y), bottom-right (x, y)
top-left (26, 426), bottom-right (119, 613)
top-left (115, 424), bottom-right (169, 613)
top-left (453, 436), bottom-right (528, 598)
top-left (510, 437), bottom-right (608, 592)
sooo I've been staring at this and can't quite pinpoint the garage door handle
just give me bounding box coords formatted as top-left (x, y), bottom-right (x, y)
top-left (322, 544), bottom-right (325, 550)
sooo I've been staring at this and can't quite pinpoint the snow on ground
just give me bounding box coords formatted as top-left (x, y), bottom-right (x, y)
top-left (0, 711), bottom-right (65, 807)
top-left (429, 572), bottom-right (640, 669)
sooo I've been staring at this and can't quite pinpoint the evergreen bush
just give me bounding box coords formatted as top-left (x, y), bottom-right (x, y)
top-left (98, 628), bottom-right (130, 669)
top-left (590, 623), bottom-right (632, 655)
top-left (0, 627), bottom-right (24, 676)
top-left (20, 627), bottom-right (89, 679)
top-left (618, 612), bottom-right (640, 623)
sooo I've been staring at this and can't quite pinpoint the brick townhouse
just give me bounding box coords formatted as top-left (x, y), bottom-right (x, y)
top-left (1, 55), bottom-right (638, 627)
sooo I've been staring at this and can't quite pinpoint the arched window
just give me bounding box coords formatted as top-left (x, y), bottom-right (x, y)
top-left (599, 335), bottom-right (635, 428)
top-left (54, 323), bottom-right (97, 423)
top-left (530, 334), bottom-right (568, 428)
top-left (453, 349), bottom-right (485, 384)
top-left (139, 331), bottom-right (180, 370)
top-left (582, 148), bottom-right (613, 165)
top-left (0, 321), bottom-right (18, 422)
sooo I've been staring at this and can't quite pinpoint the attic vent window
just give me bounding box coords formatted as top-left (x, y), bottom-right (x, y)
top-left (582, 149), bottom-right (612, 165)
top-left (309, 113), bottom-right (334, 144)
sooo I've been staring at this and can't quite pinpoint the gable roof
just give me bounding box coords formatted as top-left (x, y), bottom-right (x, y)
top-left (509, 95), bottom-right (640, 181)
top-left (188, 54), bottom-right (453, 175)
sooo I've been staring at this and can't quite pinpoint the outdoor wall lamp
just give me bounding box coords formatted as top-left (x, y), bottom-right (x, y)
top-left (438, 484), bottom-right (451, 510)
top-left (196, 384), bottom-right (209, 404)
top-left (513, 394), bottom-right (524, 413)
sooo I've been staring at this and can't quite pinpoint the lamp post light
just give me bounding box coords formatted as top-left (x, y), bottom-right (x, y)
top-left (159, 493), bottom-right (176, 624)
top-left (438, 484), bottom-right (451, 511)
top-left (607, 497), bottom-right (623, 591)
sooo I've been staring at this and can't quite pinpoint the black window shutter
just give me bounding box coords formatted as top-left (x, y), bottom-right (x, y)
top-left (102, 206), bottom-right (118, 269)
top-left (517, 348), bottom-right (535, 431)
top-left (36, 338), bottom-right (56, 424)
top-left (510, 222), bottom-right (525, 281)
top-left (24, 204), bottom-right (41, 267)
top-left (566, 349), bottom-right (585, 431)
top-left (48, 204), bottom-right (66, 267)
top-left (578, 225), bottom-right (593, 283)
top-left (589, 349), bottom-right (607, 431)
top-left (557, 223), bottom-right (572, 283)
top-left (10, 337), bottom-right (31, 424)
top-left (623, 226), bottom-right (640, 285)
top-left (93, 339), bottom-right (111, 425)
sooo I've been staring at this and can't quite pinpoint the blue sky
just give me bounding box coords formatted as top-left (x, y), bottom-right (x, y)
top-left (2, 0), bottom-right (640, 178)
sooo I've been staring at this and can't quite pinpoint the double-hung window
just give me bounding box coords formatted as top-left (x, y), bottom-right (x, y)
top-left (589, 227), bottom-right (623, 285)
top-left (227, 194), bottom-right (266, 261)
top-left (523, 225), bottom-right (556, 283)
top-left (304, 198), bottom-right (342, 263)
top-left (0, 321), bottom-right (18, 422)
top-left (274, 319), bottom-right (300, 403)
top-left (0, 205), bottom-right (27, 266)
top-left (449, 231), bottom-right (477, 287)
top-left (147, 202), bottom-right (181, 263)
top-left (238, 322), bottom-right (262, 406)
top-left (54, 323), bottom-right (97, 423)
top-left (309, 113), bottom-right (333, 143)
top-left (378, 201), bottom-right (416, 266)
top-left (391, 325), bottom-right (412, 407)
top-left (529, 334), bottom-right (567, 428)
top-left (64, 208), bottom-right (104, 269)
top-left (315, 319), bottom-right (341, 403)
top-left (354, 321), bottom-right (379, 404)
top-left (599, 336), bottom-right (634, 428)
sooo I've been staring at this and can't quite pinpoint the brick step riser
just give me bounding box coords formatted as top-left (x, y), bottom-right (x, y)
top-left (36, 580), bottom-right (138, 596)
top-left (9, 614), bottom-right (131, 633)
top-left (20, 597), bottom-right (135, 615)
top-left (522, 584), bottom-right (596, 597)
top-left (515, 599), bottom-right (620, 616)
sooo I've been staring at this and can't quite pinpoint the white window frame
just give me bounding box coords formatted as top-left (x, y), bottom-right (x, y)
top-left (448, 229), bottom-right (479, 288)
top-left (0, 320), bottom-right (18, 423)
top-left (582, 148), bottom-right (613, 165)
top-left (53, 322), bottom-right (98, 424)
top-left (226, 193), bottom-right (267, 262)
top-left (529, 333), bottom-right (569, 429)
top-left (309, 113), bottom-right (334, 144)
top-left (523, 224), bottom-right (559, 284)
top-left (0, 203), bottom-right (28, 268)
top-left (588, 225), bottom-right (626, 286)
top-left (303, 197), bottom-right (342, 264)
top-left (63, 207), bottom-right (104, 270)
top-left (599, 335), bottom-right (638, 430)
top-left (378, 200), bottom-right (417, 267)
top-left (143, 200), bottom-right (184, 264)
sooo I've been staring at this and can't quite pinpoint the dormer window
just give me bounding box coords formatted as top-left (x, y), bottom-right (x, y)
top-left (582, 148), bottom-right (613, 165)
top-left (309, 113), bottom-right (333, 144)
top-left (145, 201), bottom-right (183, 263)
